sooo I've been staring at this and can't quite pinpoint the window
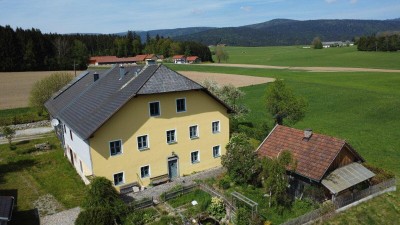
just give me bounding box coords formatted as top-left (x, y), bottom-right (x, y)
top-left (137, 135), bottom-right (148, 150)
top-left (213, 145), bottom-right (221, 158)
top-left (191, 151), bottom-right (200, 164)
top-left (70, 129), bottom-right (73, 140)
top-left (189, 125), bottom-right (198, 139)
top-left (166, 130), bottom-right (176, 143)
top-left (64, 124), bottom-right (66, 133)
top-left (110, 140), bottom-right (122, 156)
top-left (140, 165), bottom-right (150, 178)
top-left (113, 172), bottom-right (124, 185)
top-left (149, 102), bottom-right (160, 116)
top-left (176, 98), bottom-right (186, 112)
top-left (212, 121), bottom-right (220, 133)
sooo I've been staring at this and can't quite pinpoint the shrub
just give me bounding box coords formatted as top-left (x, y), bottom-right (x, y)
top-left (75, 207), bottom-right (115, 225)
top-left (218, 176), bottom-right (230, 190)
top-left (208, 197), bottom-right (225, 220)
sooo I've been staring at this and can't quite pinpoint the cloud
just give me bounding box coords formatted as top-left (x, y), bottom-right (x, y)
top-left (240, 6), bottom-right (252, 12)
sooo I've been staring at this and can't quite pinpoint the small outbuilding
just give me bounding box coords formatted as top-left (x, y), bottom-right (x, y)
top-left (257, 125), bottom-right (375, 200)
top-left (0, 196), bottom-right (14, 225)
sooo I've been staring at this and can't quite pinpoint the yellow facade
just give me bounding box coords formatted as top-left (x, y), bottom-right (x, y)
top-left (89, 90), bottom-right (229, 190)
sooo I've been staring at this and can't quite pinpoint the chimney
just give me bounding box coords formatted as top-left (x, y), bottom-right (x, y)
top-left (304, 129), bottom-right (313, 140)
top-left (93, 72), bottom-right (99, 82)
top-left (119, 64), bottom-right (125, 79)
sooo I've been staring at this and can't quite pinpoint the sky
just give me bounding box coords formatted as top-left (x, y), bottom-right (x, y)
top-left (0, 0), bottom-right (399, 34)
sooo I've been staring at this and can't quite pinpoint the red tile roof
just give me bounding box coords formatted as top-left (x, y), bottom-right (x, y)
top-left (172, 55), bottom-right (185, 59)
top-left (89, 56), bottom-right (137, 64)
top-left (186, 56), bottom-right (199, 61)
top-left (133, 54), bottom-right (148, 61)
top-left (257, 125), bottom-right (357, 181)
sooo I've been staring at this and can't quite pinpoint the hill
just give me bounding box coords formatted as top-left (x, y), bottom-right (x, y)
top-left (173, 19), bottom-right (400, 46)
top-left (115, 27), bottom-right (215, 41)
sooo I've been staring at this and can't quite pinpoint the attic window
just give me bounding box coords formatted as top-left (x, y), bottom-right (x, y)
top-left (176, 98), bottom-right (186, 112)
top-left (149, 101), bottom-right (160, 117)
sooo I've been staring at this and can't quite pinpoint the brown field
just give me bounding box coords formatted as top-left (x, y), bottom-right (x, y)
top-left (179, 71), bottom-right (274, 87)
top-left (0, 70), bottom-right (273, 110)
top-left (0, 71), bottom-right (79, 109)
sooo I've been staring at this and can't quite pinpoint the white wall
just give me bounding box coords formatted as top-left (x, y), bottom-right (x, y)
top-left (62, 123), bottom-right (93, 176)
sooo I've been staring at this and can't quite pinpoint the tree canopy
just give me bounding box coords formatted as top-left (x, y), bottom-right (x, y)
top-left (265, 79), bottom-right (307, 125)
top-left (261, 150), bottom-right (296, 208)
top-left (221, 133), bottom-right (259, 184)
top-left (312, 37), bottom-right (323, 49)
top-left (215, 45), bottom-right (229, 63)
top-left (29, 72), bottom-right (74, 114)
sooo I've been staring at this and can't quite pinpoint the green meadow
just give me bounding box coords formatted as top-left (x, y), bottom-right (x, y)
top-left (212, 46), bottom-right (400, 69)
top-left (168, 63), bottom-right (400, 224)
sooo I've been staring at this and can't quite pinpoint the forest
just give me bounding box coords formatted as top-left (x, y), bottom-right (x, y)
top-left (0, 25), bottom-right (212, 72)
top-left (357, 32), bottom-right (400, 51)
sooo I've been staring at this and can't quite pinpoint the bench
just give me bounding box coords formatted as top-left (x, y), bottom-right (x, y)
top-left (150, 174), bottom-right (170, 186)
top-left (119, 182), bottom-right (140, 194)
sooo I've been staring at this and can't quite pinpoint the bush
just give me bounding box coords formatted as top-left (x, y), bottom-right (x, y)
top-left (218, 176), bottom-right (231, 190)
top-left (208, 197), bottom-right (225, 220)
top-left (75, 207), bottom-right (115, 225)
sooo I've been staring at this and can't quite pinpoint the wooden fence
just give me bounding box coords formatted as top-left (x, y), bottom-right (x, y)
top-left (333, 178), bottom-right (396, 208)
top-left (132, 197), bottom-right (154, 210)
top-left (282, 178), bottom-right (396, 225)
top-left (161, 183), bottom-right (199, 202)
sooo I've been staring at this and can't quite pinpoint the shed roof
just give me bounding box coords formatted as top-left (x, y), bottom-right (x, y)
top-left (172, 55), bottom-right (185, 59)
top-left (321, 163), bottom-right (375, 194)
top-left (0, 196), bottom-right (14, 221)
top-left (257, 125), bottom-right (364, 181)
top-left (45, 65), bottom-right (231, 140)
top-left (186, 56), bottom-right (199, 61)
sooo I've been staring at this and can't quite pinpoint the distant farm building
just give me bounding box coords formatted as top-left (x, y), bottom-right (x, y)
top-left (89, 54), bottom-right (164, 66)
top-left (186, 56), bottom-right (201, 64)
top-left (322, 41), bottom-right (354, 48)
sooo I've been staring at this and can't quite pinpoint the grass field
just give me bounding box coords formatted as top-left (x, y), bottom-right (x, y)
top-left (167, 64), bottom-right (400, 225)
top-left (214, 46), bottom-right (400, 69)
top-left (0, 135), bottom-right (86, 225)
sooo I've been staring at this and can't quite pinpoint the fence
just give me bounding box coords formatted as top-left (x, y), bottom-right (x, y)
top-left (132, 197), bottom-right (154, 210)
top-left (282, 178), bottom-right (396, 225)
top-left (161, 183), bottom-right (199, 202)
top-left (333, 178), bottom-right (396, 208)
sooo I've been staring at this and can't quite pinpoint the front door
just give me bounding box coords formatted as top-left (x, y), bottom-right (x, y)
top-left (168, 159), bottom-right (178, 179)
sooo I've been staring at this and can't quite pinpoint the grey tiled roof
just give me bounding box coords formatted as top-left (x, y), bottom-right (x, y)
top-left (45, 64), bottom-right (229, 140)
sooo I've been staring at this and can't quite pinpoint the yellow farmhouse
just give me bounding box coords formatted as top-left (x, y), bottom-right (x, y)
top-left (45, 64), bottom-right (232, 193)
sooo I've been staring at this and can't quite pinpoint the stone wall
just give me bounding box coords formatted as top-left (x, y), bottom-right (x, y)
top-left (2, 120), bottom-right (51, 130)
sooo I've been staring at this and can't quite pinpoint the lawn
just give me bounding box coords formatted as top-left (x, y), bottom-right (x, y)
top-left (211, 46), bottom-right (400, 69)
top-left (0, 135), bottom-right (87, 225)
top-left (166, 64), bottom-right (400, 224)
top-left (0, 107), bottom-right (48, 126)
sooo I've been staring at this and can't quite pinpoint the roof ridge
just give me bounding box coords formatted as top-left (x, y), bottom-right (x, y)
top-left (255, 124), bottom-right (279, 152)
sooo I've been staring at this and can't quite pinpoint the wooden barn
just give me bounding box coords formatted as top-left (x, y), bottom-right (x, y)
top-left (257, 125), bottom-right (375, 200)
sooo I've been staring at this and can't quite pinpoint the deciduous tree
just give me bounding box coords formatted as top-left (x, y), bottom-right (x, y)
top-left (260, 150), bottom-right (296, 208)
top-left (1, 126), bottom-right (16, 147)
top-left (215, 45), bottom-right (229, 63)
top-left (265, 79), bottom-right (307, 125)
top-left (29, 72), bottom-right (74, 114)
top-left (312, 37), bottom-right (323, 49)
top-left (221, 133), bottom-right (259, 184)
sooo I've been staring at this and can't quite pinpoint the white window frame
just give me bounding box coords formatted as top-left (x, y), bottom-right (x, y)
top-left (212, 120), bottom-right (220, 134)
top-left (191, 150), bottom-right (200, 164)
top-left (149, 101), bottom-right (161, 117)
top-left (109, 139), bottom-right (123, 156)
top-left (113, 171), bottom-right (125, 186)
top-left (176, 98), bottom-right (186, 113)
top-left (213, 145), bottom-right (221, 158)
top-left (166, 129), bottom-right (177, 144)
top-left (140, 165), bottom-right (151, 179)
top-left (137, 134), bottom-right (149, 150)
top-left (189, 125), bottom-right (199, 139)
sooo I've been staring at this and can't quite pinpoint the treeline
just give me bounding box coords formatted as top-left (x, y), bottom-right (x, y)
top-left (357, 32), bottom-right (400, 51)
top-left (0, 25), bottom-right (212, 72)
